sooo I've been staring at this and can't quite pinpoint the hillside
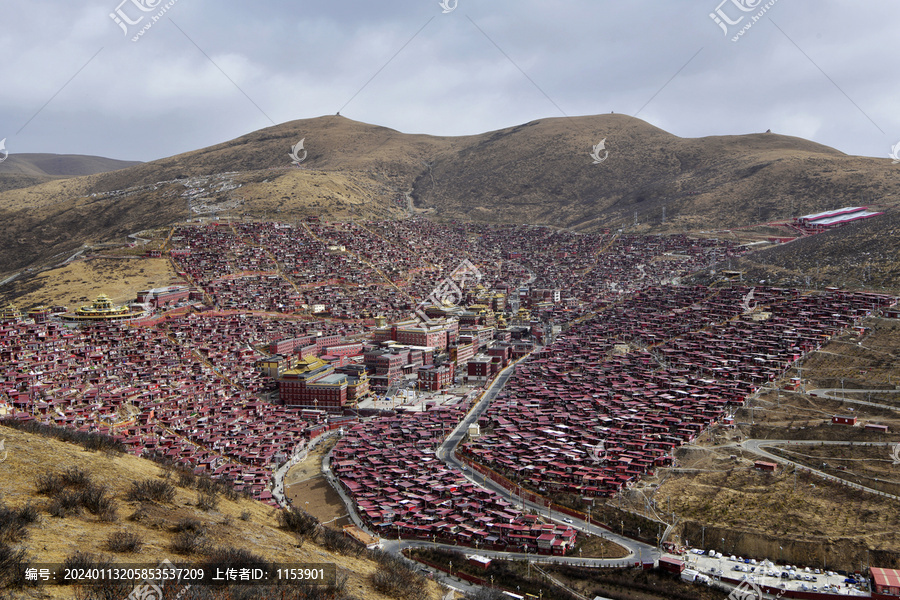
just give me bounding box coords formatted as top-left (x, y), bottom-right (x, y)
top-left (729, 209), bottom-right (900, 291)
top-left (0, 422), bottom-right (448, 599)
top-left (0, 256), bottom-right (179, 310)
top-left (0, 153), bottom-right (141, 193)
top-left (1, 114), bottom-right (898, 280)
top-left (410, 115), bottom-right (899, 232)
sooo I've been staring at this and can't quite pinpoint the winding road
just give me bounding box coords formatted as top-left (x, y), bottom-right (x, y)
top-left (739, 438), bottom-right (900, 502)
top-left (434, 357), bottom-right (662, 566)
top-left (752, 385), bottom-right (900, 412)
top-left (319, 355), bottom-right (661, 572)
top-left (311, 370), bottom-right (900, 595)
top-left (808, 387), bottom-right (900, 411)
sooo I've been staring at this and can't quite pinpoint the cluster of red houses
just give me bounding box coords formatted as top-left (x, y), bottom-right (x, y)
top-left (165, 220), bottom-right (749, 334)
top-left (364, 221), bottom-right (746, 328)
top-left (305, 221), bottom-right (423, 286)
top-left (461, 286), bottom-right (896, 499)
top-left (163, 313), bottom-right (357, 393)
top-left (204, 275), bottom-right (300, 312)
top-left (4, 217), bottom-right (894, 548)
top-left (0, 313), bottom-right (359, 503)
top-left (520, 232), bottom-right (741, 304)
top-left (172, 222), bottom-right (426, 321)
top-left (331, 408), bottom-right (578, 554)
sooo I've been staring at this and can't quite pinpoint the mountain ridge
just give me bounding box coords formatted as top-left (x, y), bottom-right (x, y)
top-left (0, 153), bottom-right (142, 194)
top-left (0, 113), bottom-right (897, 279)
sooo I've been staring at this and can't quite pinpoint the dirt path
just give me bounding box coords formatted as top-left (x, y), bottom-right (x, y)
top-left (284, 436), bottom-right (337, 487)
top-left (283, 436), bottom-right (348, 528)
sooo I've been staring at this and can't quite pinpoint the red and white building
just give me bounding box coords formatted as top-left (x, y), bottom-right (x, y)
top-left (418, 364), bottom-right (455, 392)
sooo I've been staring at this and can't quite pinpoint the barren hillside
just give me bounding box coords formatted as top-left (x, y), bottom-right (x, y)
top-left (0, 423), bottom-right (447, 599)
top-left (1, 114), bottom-right (898, 283)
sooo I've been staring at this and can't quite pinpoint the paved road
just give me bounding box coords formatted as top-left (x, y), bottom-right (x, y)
top-left (0, 271), bottom-right (21, 286)
top-left (435, 357), bottom-right (662, 567)
top-left (318, 355), bottom-right (661, 569)
top-left (272, 431), bottom-right (338, 508)
top-left (740, 438), bottom-right (900, 501)
top-left (384, 540), bottom-right (644, 567)
top-left (808, 388), bottom-right (900, 411)
top-left (753, 385), bottom-right (900, 412)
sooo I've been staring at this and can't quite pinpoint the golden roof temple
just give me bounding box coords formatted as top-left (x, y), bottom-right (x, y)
top-left (62, 294), bottom-right (145, 322)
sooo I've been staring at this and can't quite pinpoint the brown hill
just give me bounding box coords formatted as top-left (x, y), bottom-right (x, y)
top-left (1, 114), bottom-right (898, 280)
top-left (0, 422), bottom-right (447, 599)
top-left (0, 153), bottom-right (141, 193)
top-left (409, 114), bottom-right (897, 232)
top-left (0, 256), bottom-right (179, 311)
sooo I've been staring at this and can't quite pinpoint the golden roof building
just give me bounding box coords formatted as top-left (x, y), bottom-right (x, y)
top-left (62, 294), bottom-right (146, 323)
top-left (0, 303), bottom-right (22, 323)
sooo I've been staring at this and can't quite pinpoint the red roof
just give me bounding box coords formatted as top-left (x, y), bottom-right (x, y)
top-left (872, 567), bottom-right (900, 589)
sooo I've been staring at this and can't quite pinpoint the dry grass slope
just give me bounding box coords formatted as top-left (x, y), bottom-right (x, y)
top-left (0, 257), bottom-right (179, 310)
top-left (0, 153), bottom-right (141, 178)
top-left (732, 209), bottom-right (900, 292)
top-left (641, 320), bottom-right (900, 572)
top-left (0, 424), bottom-right (447, 600)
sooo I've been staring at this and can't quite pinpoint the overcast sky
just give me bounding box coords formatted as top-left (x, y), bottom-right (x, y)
top-left (2, 1), bottom-right (899, 162)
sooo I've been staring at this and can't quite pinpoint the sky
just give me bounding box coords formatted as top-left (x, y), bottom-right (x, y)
top-left (1, 0), bottom-right (899, 163)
